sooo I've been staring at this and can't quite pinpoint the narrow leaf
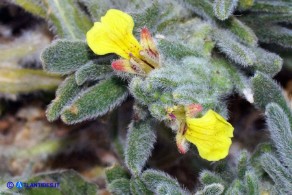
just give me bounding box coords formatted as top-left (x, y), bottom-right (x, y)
top-left (108, 178), bottom-right (131, 195)
top-left (252, 48), bottom-right (282, 77)
top-left (199, 170), bottom-right (226, 186)
top-left (212, 29), bottom-right (256, 66)
top-left (141, 169), bottom-right (185, 193)
top-left (251, 72), bottom-right (292, 121)
top-left (195, 183), bottom-right (224, 195)
top-left (261, 153), bottom-right (292, 194)
top-left (213, 0), bottom-right (239, 20)
top-left (75, 61), bottom-right (113, 85)
top-left (41, 40), bottom-right (95, 74)
top-left (245, 171), bottom-right (259, 195)
top-left (130, 178), bottom-right (152, 195)
top-left (254, 25), bottom-right (292, 48)
top-left (237, 150), bottom-right (248, 179)
top-left (223, 17), bottom-right (258, 46)
top-left (46, 75), bottom-right (83, 121)
top-left (158, 39), bottom-right (202, 60)
top-left (125, 119), bottom-right (156, 176)
top-left (105, 164), bottom-right (130, 184)
top-left (179, 0), bottom-right (215, 20)
top-left (265, 103), bottom-right (292, 167)
top-left (61, 78), bottom-right (128, 124)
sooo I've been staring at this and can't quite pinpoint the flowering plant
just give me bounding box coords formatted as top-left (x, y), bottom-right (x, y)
top-left (18, 0), bottom-right (290, 194)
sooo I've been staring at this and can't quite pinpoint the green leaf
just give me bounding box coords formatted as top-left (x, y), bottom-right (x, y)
top-left (253, 25), bottom-right (292, 48)
top-left (132, 2), bottom-right (160, 32)
top-left (157, 39), bottom-right (202, 60)
top-left (141, 169), bottom-right (185, 194)
top-left (108, 178), bottom-right (131, 195)
top-left (125, 119), bottom-right (156, 176)
top-left (237, 150), bottom-right (248, 179)
top-left (250, 143), bottom-right (273, 177)
top-left (252, 48), bottom-right (282, 77)
top-left (195, 183), bottom-right (224, 195)
top-left (212, 28), bottom-right (256, 66)
top-left (225, 180), bottom-right (245, 195)
top-left (75, 61), bottom-right (113, 85)
top-left (199, 170), bottom-right (226, 187)
top-left (61, 78), bottom-right (128, 124)
top-left (130, 178), bottom-right (152, 195)
top-left (223, 17), bottom-right (258, 46)
top-left (46, 75), bottom-right (83, 121)
top-left (251, 72), bottom-right (292, 121)
top-left (180, 0), bottom-right (215, 20)
top-left (251, 1), bottom-right (292, 13)
top-left (265, 103), bottom-right (292, 167)
top-left (105, 164), bottom-right (130, 184)
top-left (156, 183), bottom-right (187, 195)
top-left (0, 68), bottom-right (61, 94)
top-left (244, 171), bottom-right (259, 195)
top-left (261, 153), bottom-right (292, 194)
top-left (213, 0), bottom-right (239, 21)
top-left (41, 40), bottom-right (95, 74)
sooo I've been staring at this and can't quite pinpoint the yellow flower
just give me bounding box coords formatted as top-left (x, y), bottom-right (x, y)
top-left (87, 9), bottom-right (141, 59)
top-left (86, 9), bottom-right (159, 75)
top-left (185, 110), bottom-right (233, 161)
top-left (168, 105), bottom-right (234, 161)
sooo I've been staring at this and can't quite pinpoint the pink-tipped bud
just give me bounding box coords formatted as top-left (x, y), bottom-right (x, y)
top-left (186, 104), bottom-right (203, 118)
top-left (140, 27), bottom-right (159, 58)
top-left (111, 59), bottom-right (136, 74)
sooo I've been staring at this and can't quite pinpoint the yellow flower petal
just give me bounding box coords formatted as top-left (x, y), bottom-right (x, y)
top-left (184, 110), bottom-right (234, 161)
top-left (86, 9), bottom-right (142, 59)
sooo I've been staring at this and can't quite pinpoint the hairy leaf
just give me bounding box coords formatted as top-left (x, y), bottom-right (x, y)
top-left (213, 0), bottom-right (239, 20)
top-left (265, 103), bottom-right (292, 167)
top-left (75, 61), bottom-right (113, 85)
top-left (61, 78), bottom-right (128, 124)
top-left (199, 170), bottom-right (226, 187)
top-left (252, 48), bottom-right (282, 77)
top-left (261, 153), bottom-right (292, 194)
top-left (195, 183), bottom-right (224, 195)
top-left (237, 150), bottom-right (248, 179)
top-left (125, 119), bottom-right (156, 176)
top-left (212, 29), bottom-right (256, 66)
top-left (46, 75), bottom-right (83, 121)
top-left (141, 169), bottom-right (185, 193)
top-left (252, 72), bottom-right (292, 120)
top-left (130, 178), bottom-right (152, 195)
top-left (108, 178), bottom-right (131, 195)
top-left (41, 40), bottom-right (95, 74)
top-left (105, 164), bottom-right (130, 184)
top-left (244, 171), bottom-right (259, 195)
